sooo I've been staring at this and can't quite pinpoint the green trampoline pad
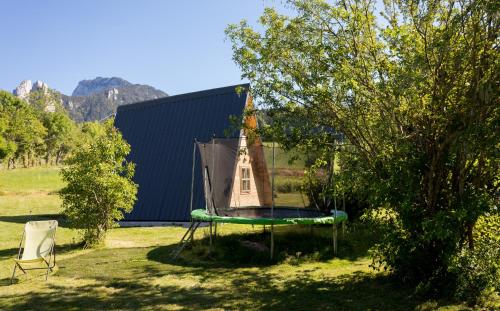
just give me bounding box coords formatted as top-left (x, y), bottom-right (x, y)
top-left (191, 208), bottom-right (347, 225)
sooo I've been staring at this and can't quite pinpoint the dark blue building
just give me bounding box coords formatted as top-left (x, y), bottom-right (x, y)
top-left (114, 84), bottom-right (249, 222)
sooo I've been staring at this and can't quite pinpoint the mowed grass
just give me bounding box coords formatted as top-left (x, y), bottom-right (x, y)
top-left (0, 167), bottom-right (471, 310)
top-left (0, 166), bottom-right (65, 194)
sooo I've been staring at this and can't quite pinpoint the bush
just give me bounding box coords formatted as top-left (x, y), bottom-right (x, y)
top-left (60, 120), bottom-right (138, 247)
top-left (275, 177), bottom-right (302, 193)
top-left (450, 214), bottom-right (500, 305)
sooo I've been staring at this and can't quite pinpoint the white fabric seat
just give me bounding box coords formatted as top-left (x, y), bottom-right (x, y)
top-left (11, 220), bottom-right (58, 283)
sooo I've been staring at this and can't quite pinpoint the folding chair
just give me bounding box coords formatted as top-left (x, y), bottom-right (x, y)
top-left (11, 220), bottom-right (58, 284)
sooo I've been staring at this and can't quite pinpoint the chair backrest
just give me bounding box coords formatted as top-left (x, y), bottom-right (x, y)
top-left (21, 220), bottom-right (58, 260)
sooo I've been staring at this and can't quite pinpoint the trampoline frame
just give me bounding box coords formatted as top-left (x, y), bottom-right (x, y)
top-left (174, 137), bottom-right (348, 260)
top-left (191, 208), bottom-right (347, 225)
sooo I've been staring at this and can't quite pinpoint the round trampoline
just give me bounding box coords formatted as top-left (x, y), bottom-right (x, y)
top-left (172, 137), bottom-right (348, 259)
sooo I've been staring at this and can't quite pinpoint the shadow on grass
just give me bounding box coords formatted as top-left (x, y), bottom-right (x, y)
top-left (0, 235), bottom-right (459, 310)
top-left (0, 214), bottom-right (68, 227)
top-left (0, 269), bottom-right (424, 310)
top-left (148, 223), bottom-right (376, 268)
top-left (0, 242), bottom-right (83, 264)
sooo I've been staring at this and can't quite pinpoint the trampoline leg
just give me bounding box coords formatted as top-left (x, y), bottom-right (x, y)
top-left (214, 222), bottom-right (217, 240)
top-left (209, 221), bottom-right (213, 248)
top-left (171, 221), bottom-right (201, 259)
top-left (189, 222), bottom-right (199, 244)
top-left (333, 224), bottom-right (338, 256)
top-left (270, 224), bottom-right (274, 260)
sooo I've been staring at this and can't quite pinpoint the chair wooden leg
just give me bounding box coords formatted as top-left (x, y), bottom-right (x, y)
top-left (17, 263), bottom-right (26, 274)
top-left (10, 264), bottom-right (17, 284)
top-left (45, 257), bottom-right (53, 280)
top-left (45, 266), bottom-right (50, 280)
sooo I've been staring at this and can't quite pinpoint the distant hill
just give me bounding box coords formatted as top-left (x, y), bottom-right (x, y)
top-left (71, 77), bottom-right (132, 96)
top-left (12, 77), bottom-right (168, 122)
top-left (62, 77), bottom-right (167, 122)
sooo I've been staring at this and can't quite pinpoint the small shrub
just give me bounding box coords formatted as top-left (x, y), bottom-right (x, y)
top-left (60, 120), bottom-right (138, 247)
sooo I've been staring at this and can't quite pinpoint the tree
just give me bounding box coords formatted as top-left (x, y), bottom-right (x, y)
top-left (0, 98), bottom-right (14, 161)
top-left (43, 111), bottom-right (75, 164)
top-left (0, 91), bottom-right (47, 168)
top-left (227, 0), bottom-right (498, 296)
top-left (59, 120), bottom-right (138, 247)
top-left (27, 89), bottom-right (73, 164)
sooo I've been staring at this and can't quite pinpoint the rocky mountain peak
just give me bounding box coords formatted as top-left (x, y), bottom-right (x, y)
top-left (13, 80), bottom-right (33, 99)
top-left (13, 80), bottom-right (50, 99)
top-left (33, 80), bottom-right (49, 92)
top-left (12, 79), bottom-right (56, 112)
top-left (71, 77), bottom-right (132, 97)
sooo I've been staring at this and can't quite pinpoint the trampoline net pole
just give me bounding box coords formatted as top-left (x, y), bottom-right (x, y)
top-left (271, 141), bottom-right (276, 260)
top-left (342, 192), bottom-right (346, 237)
top-left (212, 136), bottom-right (215, 213)
top-left (271, 141), bottom-right (275, 217)
top-left (333, 140), bottom-right (337, 216)
top-left (202, 144), bottom-right (208, 212)
top-left (333, 223), bottom-right (338, 255)
top-left (190, 141), bottom-right (196, 215)
top-left (271, 225), bottom-right (274, 260)
top-left (333, 140), bottom-right (338, 256)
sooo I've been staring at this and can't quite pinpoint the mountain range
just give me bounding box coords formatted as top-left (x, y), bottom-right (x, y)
top-left (12, 77), bottom-right (168, 122)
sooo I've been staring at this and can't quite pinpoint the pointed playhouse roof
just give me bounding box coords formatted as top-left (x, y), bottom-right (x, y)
top-left (115, 84), bottom-right (249, 222)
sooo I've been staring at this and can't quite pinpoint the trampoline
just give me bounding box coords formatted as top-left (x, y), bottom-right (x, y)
top-left (173, 137), bottom-right (348, 259)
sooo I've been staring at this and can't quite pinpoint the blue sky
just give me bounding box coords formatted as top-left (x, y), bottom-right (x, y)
top-left (0, 1), bottom-right (291, 96)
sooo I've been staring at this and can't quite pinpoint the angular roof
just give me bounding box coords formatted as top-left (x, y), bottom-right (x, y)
top-left (115, 84), bottom-right (249, 221)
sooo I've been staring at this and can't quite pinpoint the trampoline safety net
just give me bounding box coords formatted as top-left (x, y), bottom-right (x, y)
top-left (195, 137), bottom-right (328, 219)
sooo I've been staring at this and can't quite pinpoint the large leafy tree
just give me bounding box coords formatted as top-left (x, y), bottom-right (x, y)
top-left (227, 0), bottom-right (498, 292)
top-left (60, 120), bottom-right (138, 247)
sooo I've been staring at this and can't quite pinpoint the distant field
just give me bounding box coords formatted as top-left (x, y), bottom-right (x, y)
top-left (0, 167), bottom-right (472, 310)
top-left (262, 143), bottom-right (306, 170)
top-left (0, 167), bottom-right (65, 194)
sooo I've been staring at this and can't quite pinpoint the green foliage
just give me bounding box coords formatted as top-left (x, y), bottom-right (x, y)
top-left (274, 176), bottom-right (302, 193)
top-left (43, 111), bottom-right (76, 164)
top-left (59, 120), bottom-right (138, 247)
top-left (450, 214), bottom-right (500, 305)
top-left (28, 89), bottom-right (64, 113)
top-left (0, 91), bottom-right (47, 167)
top-left (226, 0), bottom-right (499, 300)
top-left (0, 89), bottom-right (80, 168)
top-left (303, 154), bottom-right (337, 213)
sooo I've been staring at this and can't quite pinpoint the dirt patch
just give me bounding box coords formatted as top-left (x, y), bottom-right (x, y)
top-left (275, 169), bottom-right (304, 177)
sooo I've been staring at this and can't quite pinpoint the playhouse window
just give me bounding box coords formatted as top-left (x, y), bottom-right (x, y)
top-left (241, 167), bottom-right (251, 193)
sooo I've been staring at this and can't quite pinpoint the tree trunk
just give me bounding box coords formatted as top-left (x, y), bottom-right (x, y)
top-left (467, 223), bottom-right (474, 250)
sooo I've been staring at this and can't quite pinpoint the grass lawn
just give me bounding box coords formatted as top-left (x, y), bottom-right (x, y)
top-left (0, 167), bottom-right (472, 310)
